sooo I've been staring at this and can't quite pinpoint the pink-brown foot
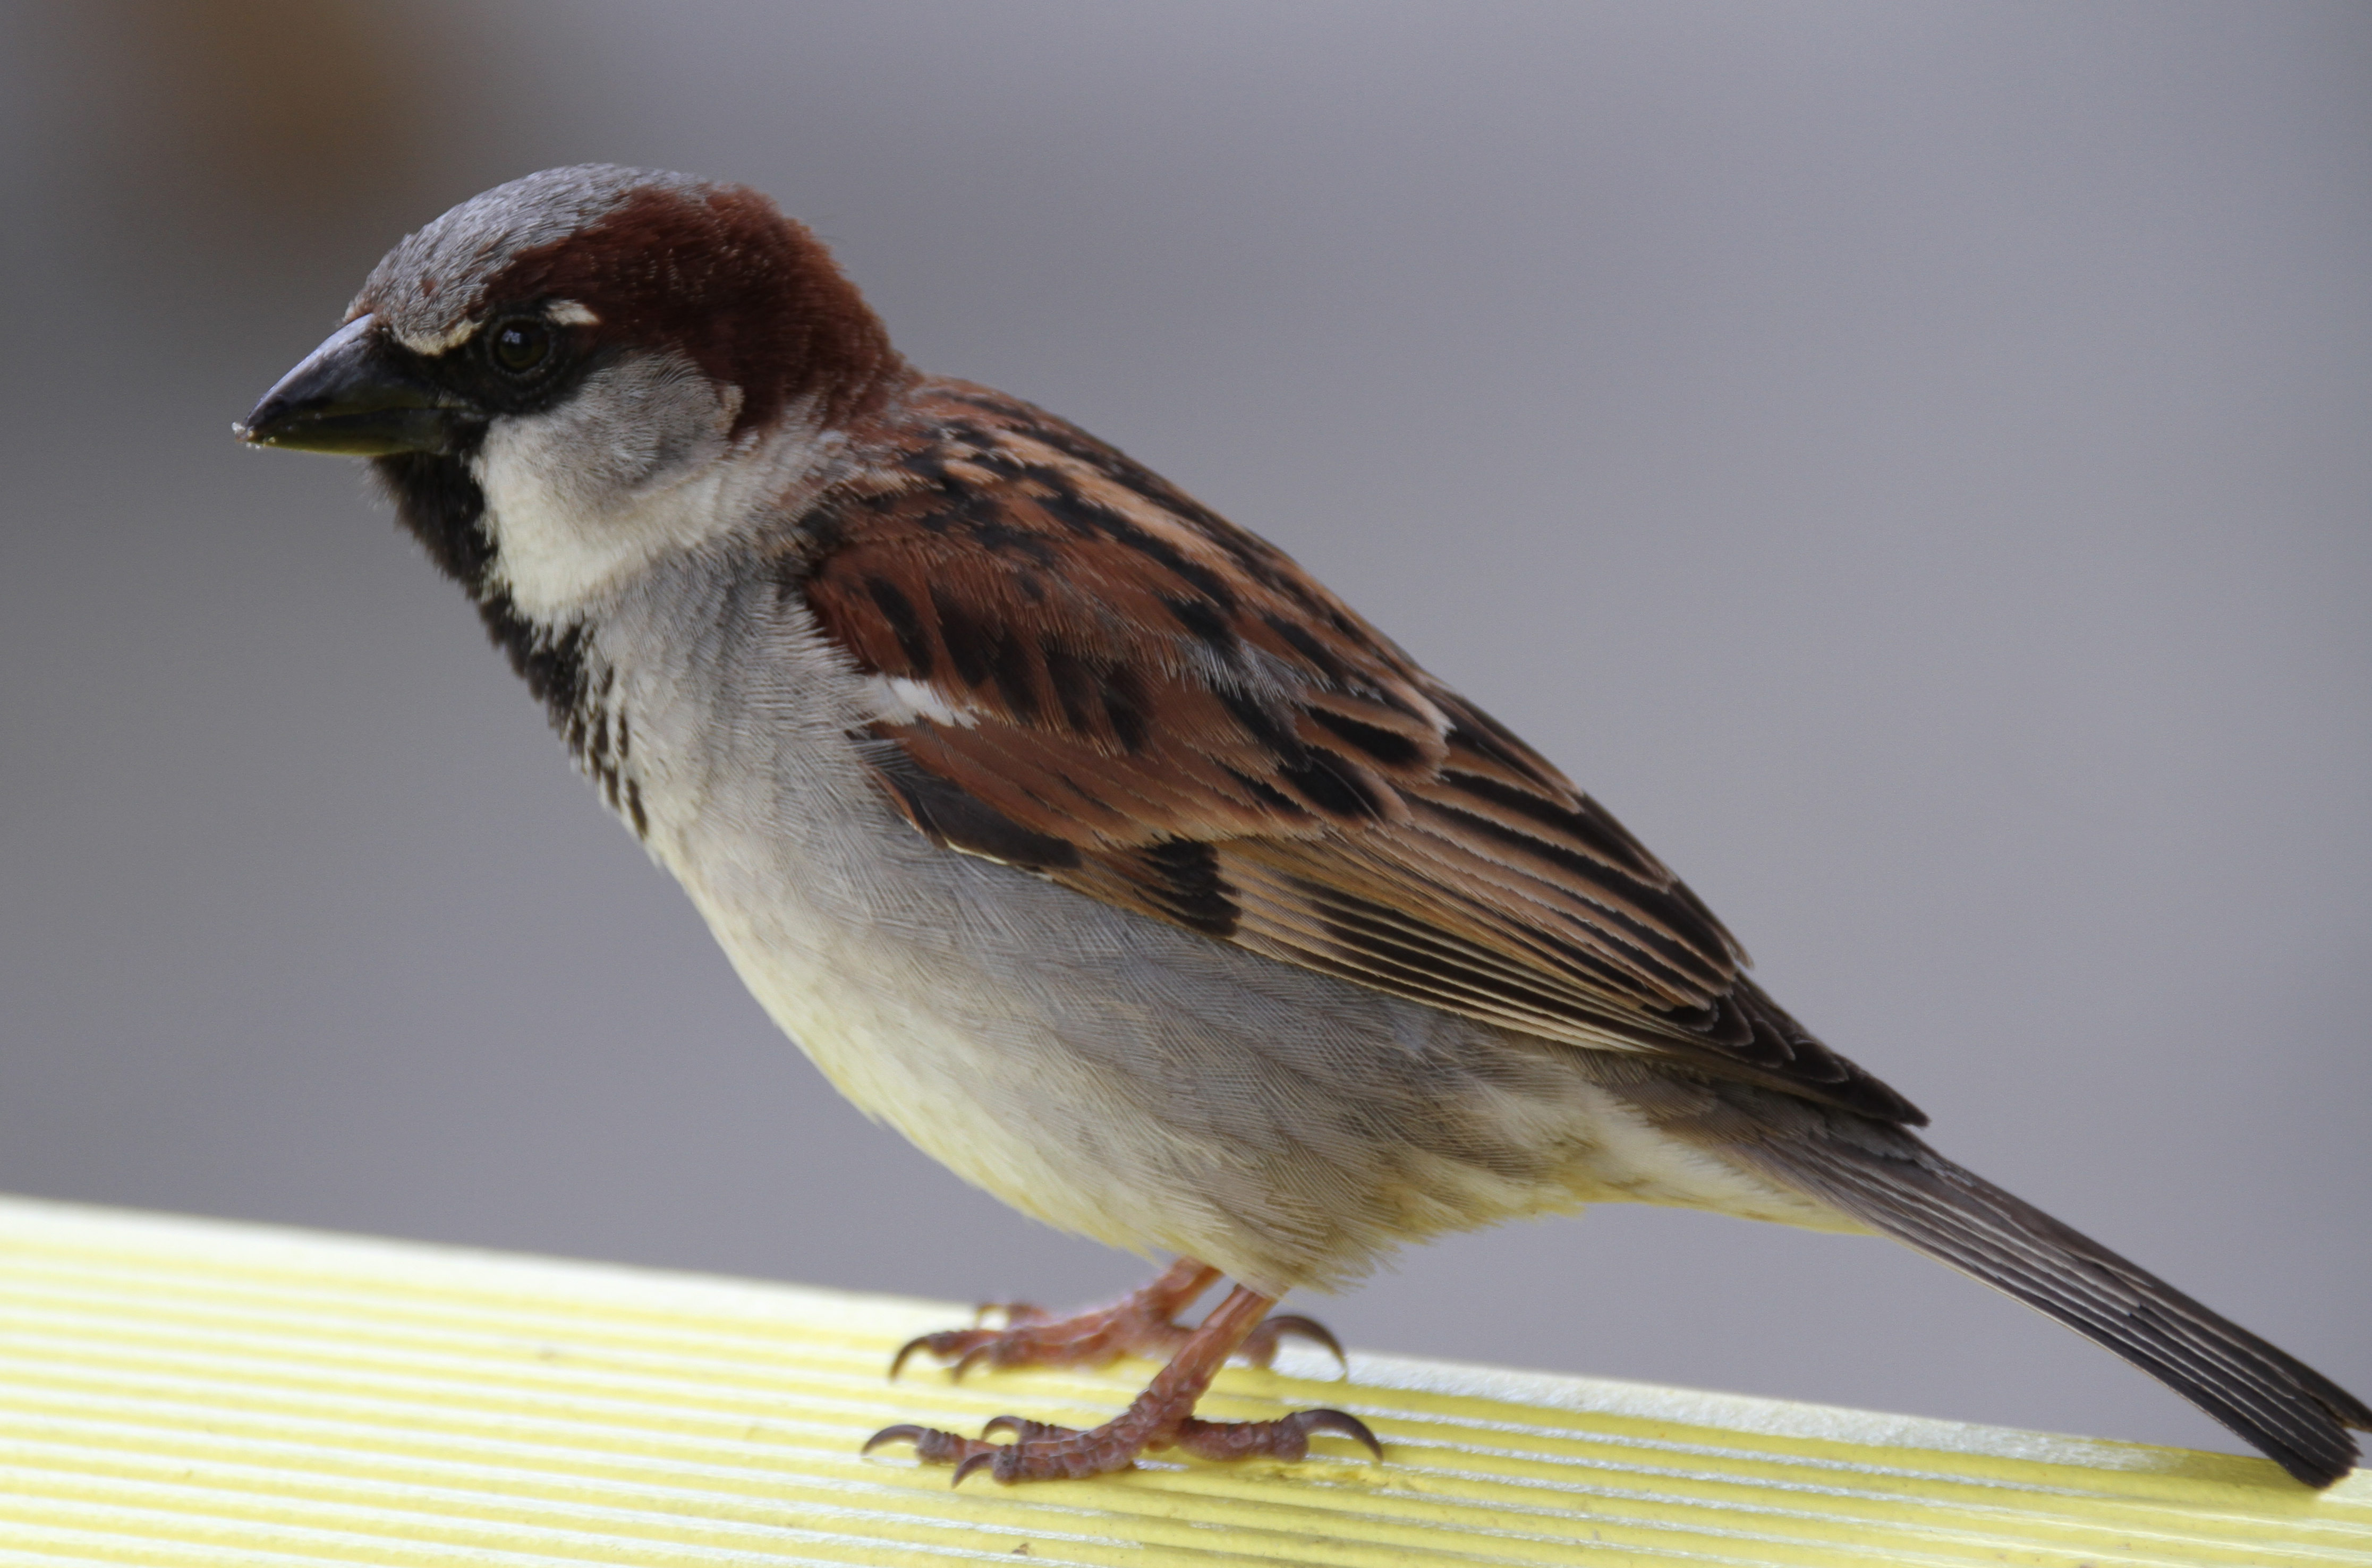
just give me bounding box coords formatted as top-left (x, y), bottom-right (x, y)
top-left (866, 1284), bottom-right (1382, 1486)
top-left (888, 1257), bottom-right (1212, 1382)
top-left (1170, 1409), bottom-right (1382, 1464)
top-left (865, 1404), bottom-right (1381, 1485)
top-left (888, 1258), bottom-right (1346, 1381)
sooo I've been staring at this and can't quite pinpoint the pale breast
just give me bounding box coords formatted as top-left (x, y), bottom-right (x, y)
top-left (577, 553), bottom-right (1847, 1293)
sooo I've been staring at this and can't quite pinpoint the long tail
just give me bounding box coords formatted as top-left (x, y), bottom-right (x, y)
top-left (1732, 1130), bottom-right (2370, 1487)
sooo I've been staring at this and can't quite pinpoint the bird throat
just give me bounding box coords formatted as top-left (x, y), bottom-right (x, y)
top-left (372, 449), bottom-right (648, 839)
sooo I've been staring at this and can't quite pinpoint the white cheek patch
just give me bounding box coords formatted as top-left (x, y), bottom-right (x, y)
top-left (864, 675), bottom-right (983, 728)
top-left (471, 353), bottom-right (832, 621)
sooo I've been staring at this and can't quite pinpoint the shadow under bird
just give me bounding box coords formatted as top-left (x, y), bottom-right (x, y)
top-left (237, 165), bottom-right (2367, 1487)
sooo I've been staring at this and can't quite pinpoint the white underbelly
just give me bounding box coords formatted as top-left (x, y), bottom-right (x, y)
top-left (597, 587), bottom-right (1858, 1292)
top-left (671, 791), bottom-right (1859, 1285)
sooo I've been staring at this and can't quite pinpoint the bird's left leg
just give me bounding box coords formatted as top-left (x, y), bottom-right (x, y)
top-left (867, 1283), bottom-right (1381, 1484)
top-left (888, 1256), bottom-right (1342, 1380)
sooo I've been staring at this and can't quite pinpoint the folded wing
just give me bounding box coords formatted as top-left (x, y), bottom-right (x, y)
top-left (802, 381), bottom-right (1923, 1126)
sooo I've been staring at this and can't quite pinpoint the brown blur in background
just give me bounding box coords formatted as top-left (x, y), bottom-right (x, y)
top-left (2, 1), bottom-right (2366, 1462)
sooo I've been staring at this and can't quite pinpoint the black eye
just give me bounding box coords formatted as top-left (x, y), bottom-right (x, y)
top-left (489, 319), bottom-right (551, 376)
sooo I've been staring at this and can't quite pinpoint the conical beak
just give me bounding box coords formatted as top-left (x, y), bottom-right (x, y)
top-left (235, 316), bottom-right (477, 456)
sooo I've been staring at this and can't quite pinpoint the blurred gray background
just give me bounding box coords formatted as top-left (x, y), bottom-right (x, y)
top-left (2, 1), bottom-right (2365, 1463)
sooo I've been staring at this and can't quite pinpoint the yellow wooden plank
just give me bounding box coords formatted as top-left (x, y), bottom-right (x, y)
top-left (0, 1196), bottom-right (2358, 1566)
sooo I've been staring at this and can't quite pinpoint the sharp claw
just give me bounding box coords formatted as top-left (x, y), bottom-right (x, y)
top-left (1299, 1408), bottom-right (1383, 1460)
top-left (951, 1449), bottom-right (1002, 1487)
top-left (982, 1413), bottom-right (1025, 1440)
top-left (1266, 1314), bottom-right (1349, 1374)
top-left (951, 1345), bottom-right (992, 1382)
top-left (887, 1336), bottom-right (931, 1381)
top-left (862, 1423), bottom-right (926, 1455)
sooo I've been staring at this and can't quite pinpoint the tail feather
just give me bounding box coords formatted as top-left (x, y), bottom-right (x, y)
top-left (1736, 1133), bottom-right (2370, 1487)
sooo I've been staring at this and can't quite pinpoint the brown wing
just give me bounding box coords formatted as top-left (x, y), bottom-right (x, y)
top-left (801, 380), bottom-right (1924, 1125)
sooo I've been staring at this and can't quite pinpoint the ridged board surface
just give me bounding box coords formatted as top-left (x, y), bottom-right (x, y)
top-left (0, 1196), bottom-right (2359, 1566)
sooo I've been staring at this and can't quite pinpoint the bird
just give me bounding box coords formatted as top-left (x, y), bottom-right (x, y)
top-left (235, 164), bottom-right (2366, 1488)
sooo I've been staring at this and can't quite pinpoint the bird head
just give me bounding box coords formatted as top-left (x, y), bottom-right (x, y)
top-left (237, 164), bottom-right (904, 616)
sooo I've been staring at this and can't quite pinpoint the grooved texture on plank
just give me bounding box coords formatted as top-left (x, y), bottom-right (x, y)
top-left (0, 1197), bottom-right (2359, 1566)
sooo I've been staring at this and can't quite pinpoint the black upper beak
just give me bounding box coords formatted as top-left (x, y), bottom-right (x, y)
top-left (235, 315), bottom-right (477, 456)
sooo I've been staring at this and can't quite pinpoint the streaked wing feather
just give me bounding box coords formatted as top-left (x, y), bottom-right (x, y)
top-left (802, 380), bottom-right (1923, 1124)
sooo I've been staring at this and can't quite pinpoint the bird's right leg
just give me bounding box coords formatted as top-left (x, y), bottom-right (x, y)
top-left (888, 1256), bottom-right (1343, 1380)
top-left (870, 1283), bottom-right (1381, 1484)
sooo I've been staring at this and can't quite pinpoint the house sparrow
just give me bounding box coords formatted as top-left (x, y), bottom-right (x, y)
top-left (236, 165), bottom-right (2367, 1488)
